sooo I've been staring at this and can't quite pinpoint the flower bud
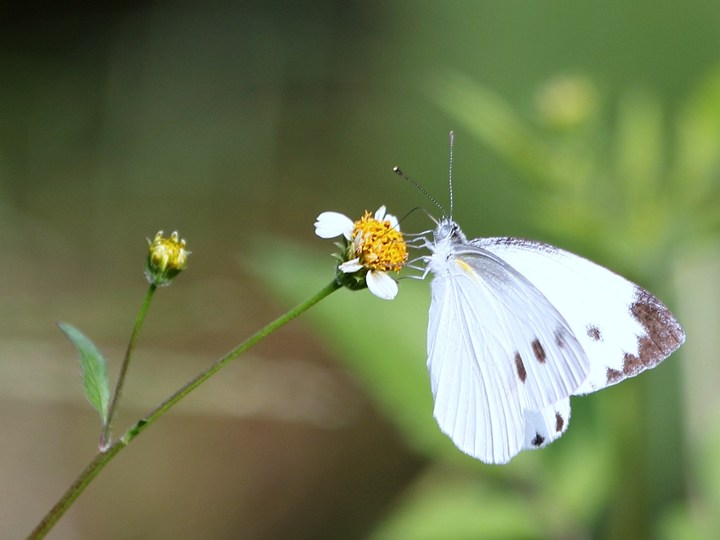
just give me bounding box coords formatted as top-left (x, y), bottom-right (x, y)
top-left (145, 230), bottom-right (189, 286)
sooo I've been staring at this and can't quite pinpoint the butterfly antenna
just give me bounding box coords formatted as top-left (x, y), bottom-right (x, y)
top-left (393, 166), bottom-right (446, 215)
top-left (448, 130), bottom-right (455, 219)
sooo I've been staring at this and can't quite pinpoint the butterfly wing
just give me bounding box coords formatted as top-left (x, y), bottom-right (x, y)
top-left (428, 244), bottom-right (590, 464)
top-left (523, 398), bottom-right (571, 451)
top-left (473, 238), bottom-right (685, 394)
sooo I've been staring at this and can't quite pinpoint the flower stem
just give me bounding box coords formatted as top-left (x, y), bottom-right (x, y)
top-left (123, 278), bottom-right (342, 444)
top-left (27, 440), bottom-right (125, 540)
top-left (101, 283), bottom-right (157, 449)
top-left (27, 279), bottom-right (341, 540)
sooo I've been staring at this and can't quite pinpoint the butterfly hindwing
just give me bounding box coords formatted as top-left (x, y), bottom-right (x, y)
top-left (474, 238), bottom-right (686, 394)
top-left (523, 398), bottom-right (571, 451)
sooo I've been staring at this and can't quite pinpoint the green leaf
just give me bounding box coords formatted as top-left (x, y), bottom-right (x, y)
top-left (58, 322), bottom-right (111, 426)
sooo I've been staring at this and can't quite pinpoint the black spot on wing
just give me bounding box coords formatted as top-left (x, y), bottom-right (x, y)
top-left (531, 433), bottom-right (545, 447)
top-left (555, 412), bottom-right (564, 432)
top-left (514, 352), bottom-right (527, 383)
top-left (587, 325), bottom-right (602, 341)
top-left (531, 339), bottom-right (546, 363)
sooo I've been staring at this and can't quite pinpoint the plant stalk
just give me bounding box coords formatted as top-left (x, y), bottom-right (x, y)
top-left (101, 283), bottom-right (157, 448)
top-left (27, 279), bottom-right (341, 540)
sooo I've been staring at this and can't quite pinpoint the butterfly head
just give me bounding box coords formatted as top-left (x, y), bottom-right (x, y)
top-left (433, 217), bottom-right (467, 245)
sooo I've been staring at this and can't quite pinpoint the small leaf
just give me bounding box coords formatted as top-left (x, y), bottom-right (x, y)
top-left (58, 322), bottom-right (111, 426)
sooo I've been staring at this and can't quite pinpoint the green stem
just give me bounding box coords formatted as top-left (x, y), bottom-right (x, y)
top-left (101, 283), bottom-right (157, 448)
top-left (124, 278), bottom-right (341, 443)
top-left (27, 279), bottom-right (341, 540)
top-left (27, 440), bottom-right (125, 540)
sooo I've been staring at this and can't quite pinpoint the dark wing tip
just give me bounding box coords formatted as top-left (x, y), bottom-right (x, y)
top-left (609, 287), bottom-right (685, 383)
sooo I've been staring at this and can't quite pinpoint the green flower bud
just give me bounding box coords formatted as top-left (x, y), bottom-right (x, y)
top-left (145, 231), bottom-right (189, 286)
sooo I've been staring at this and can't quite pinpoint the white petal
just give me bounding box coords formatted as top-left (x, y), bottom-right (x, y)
top-left (373, 205), bottom-right (400, 231)
top-left (366, 271), bottom-right (398, 300)
top-left (386, 213), bottom-right (400, 231)
top-left (339, 258), bottom-right (363, 273)
top-left (315, 212), bottom-right (354, 239)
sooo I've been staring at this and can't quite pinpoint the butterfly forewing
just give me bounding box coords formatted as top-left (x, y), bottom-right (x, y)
top-left (474, 238), bottom-right (686, 394)
top-left (429, 274), bottom-right (524, 463)
top-left (427, 242), bottom-right (591, 463)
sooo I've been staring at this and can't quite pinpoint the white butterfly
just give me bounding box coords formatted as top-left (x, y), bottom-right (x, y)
top-left (423, 218), bottom-right (685, 464)
top-left (411, 141), bottom-right (686, 464)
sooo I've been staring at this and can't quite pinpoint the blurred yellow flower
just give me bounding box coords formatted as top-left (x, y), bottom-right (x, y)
top-left (535, 75), bottom-right (598, 130)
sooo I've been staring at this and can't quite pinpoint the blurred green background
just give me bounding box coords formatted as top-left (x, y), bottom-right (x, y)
top-left (2, 1), bottom-right (719, 538)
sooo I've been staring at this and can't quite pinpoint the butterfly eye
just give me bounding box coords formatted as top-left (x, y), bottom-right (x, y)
top-left (434, 219), bottom-right (467, 245)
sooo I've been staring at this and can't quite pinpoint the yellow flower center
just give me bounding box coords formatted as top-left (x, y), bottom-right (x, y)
top-left (351, 211), bottom-right (407, 272)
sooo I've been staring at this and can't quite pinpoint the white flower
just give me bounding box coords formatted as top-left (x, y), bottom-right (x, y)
top-left (314, 206), bottom-right (407, 300)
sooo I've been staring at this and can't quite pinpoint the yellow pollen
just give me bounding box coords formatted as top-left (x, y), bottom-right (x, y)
top-left (351, 211), bottom-right (408, 272)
